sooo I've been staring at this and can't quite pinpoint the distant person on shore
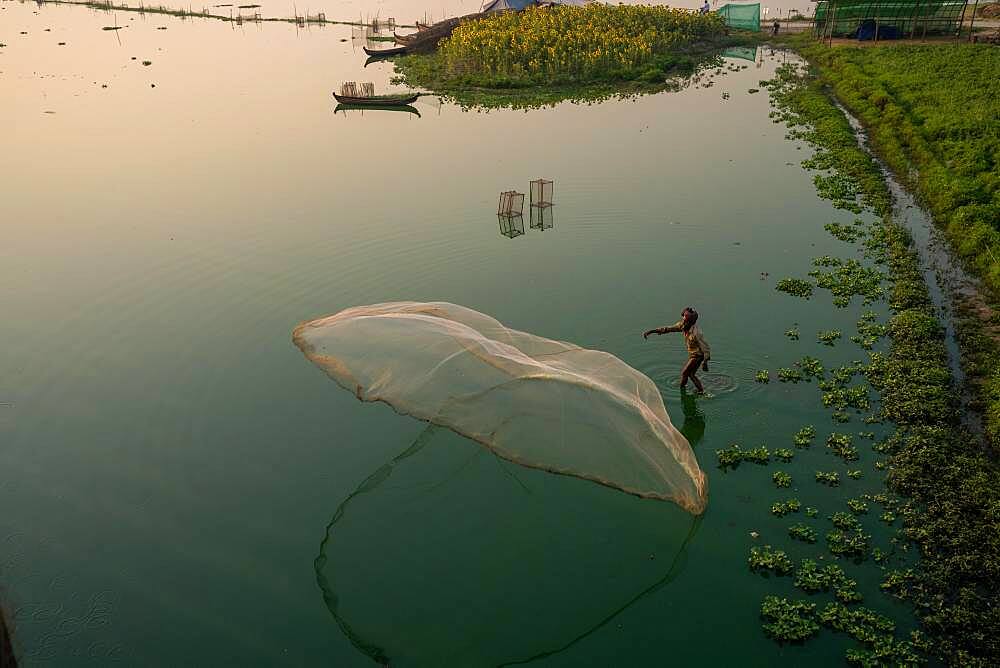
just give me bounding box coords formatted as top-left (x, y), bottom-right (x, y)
top-left (772, 19), bottom-right (781, 35)
top-left (643, 307), bottom-right (712, 394)
top-left (699, 0), bottom-right (711, 14)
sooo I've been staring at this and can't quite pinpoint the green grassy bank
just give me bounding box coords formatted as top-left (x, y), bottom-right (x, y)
top-left (788, 39), bottom-right (1000, 446)
top-left (760, 54), bottom-right (1000, 665)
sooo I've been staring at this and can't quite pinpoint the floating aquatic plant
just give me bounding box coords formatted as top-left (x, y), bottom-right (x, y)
top-left (776, 278), bottom-right (813, 299)
top-left (716, 443), bottom-right (769, 469)
top-left (716, 444), bottom-right (744, 469)
top-left (755, 370), bottom-right (770, 383)
top-left (826, 529), bottom-right (870, 559)
top-left (826, 433), bottom-right (858, 462)
top-left (817, 329), bottom-right (842, 346)
top-left (822, 386), bottom-right (870, 414)
top-left (809, 260), bottom-right (886, 306)
top-left (794, 560), bottom-right (861, 602)
top-left (760, 596), bottom-right (819, 642)
top-left (824, 221), bottom-right (865, 243)
top-left (749, 545), bottom-right (794, 576)
top-left (788, 523), bottom-right (817, 543)
top-left (773, 471), bottom-right (792, 488)
top-left (777, 367), bottom-right (804, 383)
top-left (771, 498), bottom-right (801, 517)
top-left (796, 356), bottom-right (824, 379)
top-left (815, 471), bottom-right (840, 486)
top-left (812, 255), bottom-right (843, 267)
top-left (785, 327), bottom-right (800, 340)
top-left (793, 425), bottom-right (816, 448)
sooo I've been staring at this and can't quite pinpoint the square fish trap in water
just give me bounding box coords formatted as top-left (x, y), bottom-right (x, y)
top-left (530, 179), bottom-right (554, 208)
top-left (497, 191), bottom-right (525, 218)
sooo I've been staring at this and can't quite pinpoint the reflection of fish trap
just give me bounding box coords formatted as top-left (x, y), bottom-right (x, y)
top-left (497, 191), bottom-right (525, 218)
top-left (529, 204), bottom-right (554, 231)
top-left (529, 179), bottom-right (554, 209)
top-left (498, 215), bottom-right (525, 239)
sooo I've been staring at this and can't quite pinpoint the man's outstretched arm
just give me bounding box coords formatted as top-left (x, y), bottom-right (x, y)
top-left (643, 321), bottom-right (684, 339)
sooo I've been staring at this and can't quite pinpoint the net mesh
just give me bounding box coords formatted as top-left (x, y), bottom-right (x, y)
top-left (717, 3), bottom-right (761, 31)
top-left (293, 302), bottom-right (708, 514)
top-left (814, 0), bottom-right (967, 37)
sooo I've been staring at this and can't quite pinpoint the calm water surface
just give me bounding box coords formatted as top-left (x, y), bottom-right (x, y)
top-left (2, 2), bottom-right (911, 664)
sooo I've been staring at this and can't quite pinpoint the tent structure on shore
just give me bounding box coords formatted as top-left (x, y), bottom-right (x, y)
top-left (716, 2), bottom-right (762, 31)
top-left (812, 0), bottom-right (968, 39)
top-left (482, 0), bottom-right (590, 12)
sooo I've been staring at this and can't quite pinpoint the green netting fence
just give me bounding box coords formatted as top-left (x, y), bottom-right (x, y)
top-left (717, 3), bottom-right (761, 31)
top-left (813, 0), bottom-right (968, 38)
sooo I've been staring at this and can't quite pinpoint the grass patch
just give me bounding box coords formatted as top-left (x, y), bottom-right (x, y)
top-left (790, 37), bottom-right (1000, 446)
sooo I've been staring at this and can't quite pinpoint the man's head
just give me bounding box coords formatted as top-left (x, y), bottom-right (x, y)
top-left (681, 307), bottom-right (699, 327)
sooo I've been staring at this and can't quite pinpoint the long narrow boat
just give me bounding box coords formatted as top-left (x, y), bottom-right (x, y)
top-left (332, 92), bottom-right (420, 106)
top-left (363, 45), bottom-right (408, 57)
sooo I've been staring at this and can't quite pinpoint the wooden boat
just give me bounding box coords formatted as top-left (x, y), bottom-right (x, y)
top-left (393, 31), bottom-right (416, 45)
top-left (335, 103), bottom-right (420, 117)
top-left (363, 45), bottom-right (408, 58)
top-left (332, 92), bottom-right (420, 106)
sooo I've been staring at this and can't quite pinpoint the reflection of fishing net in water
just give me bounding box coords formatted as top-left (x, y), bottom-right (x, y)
top-left (722, 45), bottom-right (758, 62)
top-left (316, 425), bottom-right (700, 666)
top-left (294, 302), bottom-right (707, 514)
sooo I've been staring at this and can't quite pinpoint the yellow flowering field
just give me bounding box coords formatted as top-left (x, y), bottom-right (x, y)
top-left (439, 5), bottom-right (726, 82)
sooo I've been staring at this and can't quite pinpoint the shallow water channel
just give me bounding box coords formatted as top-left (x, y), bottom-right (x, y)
top-left (2, 2), bottom-right (920, 665)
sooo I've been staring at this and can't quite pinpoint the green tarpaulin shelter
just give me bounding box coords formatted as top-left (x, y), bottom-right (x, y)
top-left (813, 0), bottom-right (968, 38)
top-left (717, 3), bottom-right (761, 31)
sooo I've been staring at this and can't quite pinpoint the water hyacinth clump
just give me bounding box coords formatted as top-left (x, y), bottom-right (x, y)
top-left (793, 425), bottom-right (817, 447)
top-left (438, 5), bottom-right (725, 84)
top-left (771, 498), bottom-right (802, 517)
top-left (776, 277), bottom-right (814, 299)
top-left (749, 546), bottom-right (794, 575)
top-left (716, 443), bottom-right (770, 469)
top-left (760, 596), bottom-right (819, 641)
top-left (788, 523), bottom-right (818, 543)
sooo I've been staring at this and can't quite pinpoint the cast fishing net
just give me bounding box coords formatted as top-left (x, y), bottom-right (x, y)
top-left (293, 301), bottom-right (707, 514)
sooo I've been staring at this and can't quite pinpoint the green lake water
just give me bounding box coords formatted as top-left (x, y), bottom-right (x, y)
top-left (1, 3), bottom-right (916, 664)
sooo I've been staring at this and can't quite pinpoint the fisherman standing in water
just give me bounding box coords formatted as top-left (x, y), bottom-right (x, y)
top-left (643, 307), bottom-right (712, 394)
